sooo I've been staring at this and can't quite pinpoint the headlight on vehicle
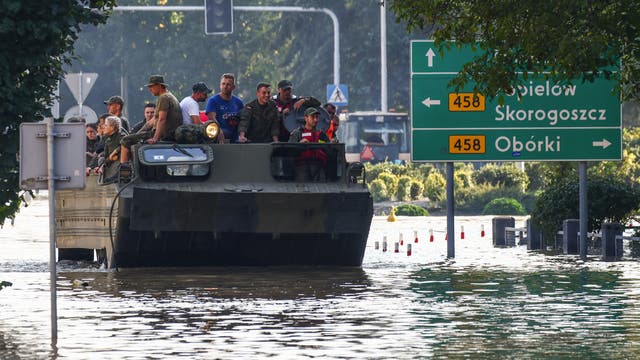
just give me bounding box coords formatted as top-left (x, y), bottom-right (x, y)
top-left (203, 121), bottom-right (219, 139)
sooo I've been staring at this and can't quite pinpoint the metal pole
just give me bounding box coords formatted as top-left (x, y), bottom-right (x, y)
top-left (446, 162), bottom-right (455, 258)
top-left (78, 71), bottom-right (83, 119)
top-left (46, 117), bottom-right (58, 344)
top-left (114, 5), bottom-right (340, 85)
top-left (379, 1), bottom-right (387, 112)
top-left (579, 161), bottom-right (588, 259)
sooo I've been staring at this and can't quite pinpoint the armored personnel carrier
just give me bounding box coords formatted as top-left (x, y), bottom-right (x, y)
top-left (56, 137), bottom-right (373, 267)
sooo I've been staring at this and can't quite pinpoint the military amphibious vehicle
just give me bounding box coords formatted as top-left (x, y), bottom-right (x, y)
top-left (56, 123), bottom-right (373, 268)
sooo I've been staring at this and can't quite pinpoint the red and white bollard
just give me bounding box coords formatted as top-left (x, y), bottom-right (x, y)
top-left (429, 229), bottom-right (434, 242)
top-left (445, 232), bottom-right (448, 241)
top-left (461, 225), bottom-right (465, 239)
top-left (407, 243), bottom-right (412, 256)
top-left (382, 235), bottom-right (388, 252)
top-left (481, 224), bottom-right (485, 237)
top-left (394, 242), bottom-right (400, 253)
top-left (414, 230), bottom-right (419, 243)
top-left (399, 232), bottom-right (404, 246)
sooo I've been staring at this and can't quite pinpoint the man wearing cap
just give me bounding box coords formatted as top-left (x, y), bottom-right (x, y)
top-left (238, 82), bottom-right (280, 143)
top-left (104, 95), bottom-right (130, 133)
top-left (205, 73), bottom-right (244, 143)
top-left (119, 75), bottom-right (182, 163)
top-left (180, 82), bottom-right (212, 125)
top-left (289, 107), bottom-right (332, 181)
top-left (273, 79), bottom-right (321, 142)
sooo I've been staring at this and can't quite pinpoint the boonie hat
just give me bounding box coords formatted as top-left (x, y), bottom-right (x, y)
top-left (304, 107), bottom-right (320, 116)
top-left (145, 75), bottom-right (167, 87)
top-left (192, 82), bottom-right (212, 93)
top-left (104, 95), bottom-right (124, 105)
top-left (278, 79), bottom-right (293, 90)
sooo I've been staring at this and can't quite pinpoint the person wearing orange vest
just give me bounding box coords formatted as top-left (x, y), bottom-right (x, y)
top-left (323, 103), bottom-right (340, 141)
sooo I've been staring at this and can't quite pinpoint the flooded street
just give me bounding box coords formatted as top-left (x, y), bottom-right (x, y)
top-left (2, 197), bottom-right (640, 359)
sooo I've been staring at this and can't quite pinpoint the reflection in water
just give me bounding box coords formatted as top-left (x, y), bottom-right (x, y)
top-left (409, 267), bottom-right (640, 358)
top-left (2, 200), bottom-right (640, 358)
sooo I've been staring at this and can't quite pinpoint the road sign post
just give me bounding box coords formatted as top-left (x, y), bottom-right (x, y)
top-left (410, 40), bottom-right (621, 162)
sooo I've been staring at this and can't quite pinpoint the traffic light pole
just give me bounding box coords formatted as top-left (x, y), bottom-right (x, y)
top-left (113, 5), bottom-right (341, 85)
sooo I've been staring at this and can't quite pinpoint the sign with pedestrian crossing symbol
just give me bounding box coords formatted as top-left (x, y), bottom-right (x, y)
top-left (326, 84), bottom-right (348, 106)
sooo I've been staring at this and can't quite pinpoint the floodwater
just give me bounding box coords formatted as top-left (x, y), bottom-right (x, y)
top-left (2, 197), bottom-right (640, 359)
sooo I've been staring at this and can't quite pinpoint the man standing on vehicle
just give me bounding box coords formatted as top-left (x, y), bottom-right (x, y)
top-left (181, 82), bottom-right (212, 125)
top-left (238, 82), bottom-right (280, 143)
top-left (104, 95), bottom-right (130, 133)
top-left (205, 73), bottom-right (244, 143)
top-left (323, 103), bottom-right (339, 141)
top-left (119, 75), bottom-right (182, 163)
top-left (272, 79), bottom-right (321, 142)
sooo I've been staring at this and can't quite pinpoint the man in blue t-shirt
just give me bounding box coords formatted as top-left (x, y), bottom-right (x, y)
top-left (205, 73), bottom-right (244, 143)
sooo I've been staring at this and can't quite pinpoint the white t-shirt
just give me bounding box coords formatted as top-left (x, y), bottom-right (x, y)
top-left (180, 96), bottom-right (200, 125)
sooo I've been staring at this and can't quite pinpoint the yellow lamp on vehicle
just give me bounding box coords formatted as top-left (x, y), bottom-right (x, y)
top-left (203, 121), bottom-right (219, 139)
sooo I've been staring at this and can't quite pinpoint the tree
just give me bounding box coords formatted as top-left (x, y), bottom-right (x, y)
top-left (0, 1), bottom-right (116, 226)
top-left (389, 0), bottom-right (640, 102)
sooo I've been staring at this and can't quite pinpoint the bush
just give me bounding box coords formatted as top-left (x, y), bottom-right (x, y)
top-left (454, 163), bottom-right (475, 190)
top-left (482, 197), bottom-right (527, 215)
top-left (531, 174), bottom-right (640, 241)
top-left (409, 180), bottom-right (424, 200)
top-left (396, 175), bottom-right (413, 201)
top-left (473, 163), bottom-right (529, 189)
top-left (424, 170), bottom-right (446, 201)
top-left (456, 183), bottom-right (531, 214)
top-left (395, 204), bottom-right (429, 216)
top-left (369, 179), bottom-right (389, 202)
top-left (377, 172), bottom-right (399, 199)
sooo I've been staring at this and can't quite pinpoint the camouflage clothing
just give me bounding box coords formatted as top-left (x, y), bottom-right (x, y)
top-left (156, 91), bottom-right (182, 140)
top-left (175, 124), bottom-right (204, 144)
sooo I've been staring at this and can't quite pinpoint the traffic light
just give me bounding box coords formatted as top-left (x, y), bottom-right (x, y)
top-left (205, 0), bottom-right (233, 34)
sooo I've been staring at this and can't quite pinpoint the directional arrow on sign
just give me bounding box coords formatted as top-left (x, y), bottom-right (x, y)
top-left (425, 48), bottom-right (435, 67)
top-left (421, 97), bottom-right (441, 108)
top-left (592, 139), bottom-right (611, 149)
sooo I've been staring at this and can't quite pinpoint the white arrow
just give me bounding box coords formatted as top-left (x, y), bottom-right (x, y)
top-left (592, 139), bottom-right (611, 149)
top-left (425, 48), bottom-right (435, 67)
top-left (422, 97), bottom-right (441, 108)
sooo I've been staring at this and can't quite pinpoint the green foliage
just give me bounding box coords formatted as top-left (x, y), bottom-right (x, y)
top-left (531, 174), bottom-right (640, 241)
top-left (0, 0), bottom-right (116, 226)
top-left (454, 163), bottom-right (475, 190)
top-left (473, 163), bottom-right (529, 189)
top-left (369, 179), bottom-right (389, 202)
top-left (395, 204), bottom-right (429, 216)
top-left (396, 175), bottom-right (412, 201)
top-left (592, 127), bottom-right (640, 186)
top-left (409, 179), bottom-right (424, 200)
top-left (377, 172), bottom-right (399, 199)
top-left (423, 170), bottom-right (446, 201)
top-left (456, 183), bottom-right (532, 214)
top-left (0, 281), bottom-right (12, 291)
top-left (525, 162), bottom-right (551, 191)
top-left (389, 1), bottom-right (638, 102)
top-left (482, 197), bottom-right (527, 216)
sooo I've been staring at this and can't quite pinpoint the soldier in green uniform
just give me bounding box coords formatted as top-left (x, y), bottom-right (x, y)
top-left (237, 82), bottom-right (280, 143)
top-left (120, 75), bottom-right (182, 163)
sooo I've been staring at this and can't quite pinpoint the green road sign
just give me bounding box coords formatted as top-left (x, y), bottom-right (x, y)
top-left (411, 40), bottom-right (480, 73)
top-left (412, 128), bottom-right (621, 161)
top-left (410, 40), bottom-right (621, 162)
top-left (411, 74), bottom-right (620, 129)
